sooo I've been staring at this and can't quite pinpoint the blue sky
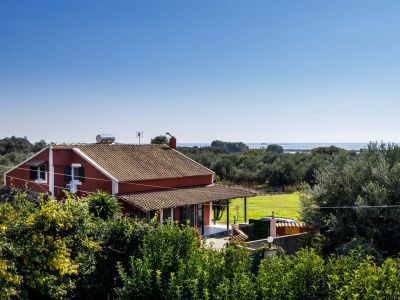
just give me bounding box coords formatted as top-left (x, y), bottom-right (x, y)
top-left (1, 1), bottom-right (400, 144)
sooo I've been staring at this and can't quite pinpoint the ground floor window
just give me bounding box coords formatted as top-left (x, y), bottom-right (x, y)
top-left (197, 204), bottom-right (203, 228)
top-left (180, 204), bottom-right (203, 227)
top-left (162, 207), bottom-right (173, 222)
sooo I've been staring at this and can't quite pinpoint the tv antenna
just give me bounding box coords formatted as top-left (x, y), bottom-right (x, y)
top-left (136, 130), bottom-right (144, 144)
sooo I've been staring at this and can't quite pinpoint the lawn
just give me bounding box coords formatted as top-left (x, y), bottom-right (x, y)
top-left (216, 192), bottom-right (301, 224)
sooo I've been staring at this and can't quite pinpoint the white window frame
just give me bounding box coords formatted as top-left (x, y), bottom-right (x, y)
top-left (34, 165), bottom-right (47, 184)
top-left (70, 163), bottom-right (82, 185)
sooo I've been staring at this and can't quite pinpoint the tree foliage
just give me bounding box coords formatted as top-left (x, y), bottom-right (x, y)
top-left (266, 144), bottom-right (284, 153)
top-left (311, 145), bottom-right (344, 155)
top-left (0, 189), bottom-right (149, 299)
top-left (180, 146), bottom-right (352, 190)
top-left (301, 143), bottom-right (400, 255)
top-left (0, 189), bottom-right (399, 299)
top-left (256, 248), bottom-right (400, 300)
top-left (151, 135), bottom-right (168, 144)
top-left (0, 192), bottom-right (99, 299)
top-left (0, 136), bottom-right (47, 155)
top-left (0, 136), bottom-right (48, 185)
top-left (86, 191), bottom-right (121, 220)
top-left (117, 227), bottom-right (400, 300)
top-left (211, 140), bottom-right (249, 153)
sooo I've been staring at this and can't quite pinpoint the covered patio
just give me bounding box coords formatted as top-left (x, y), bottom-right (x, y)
top-left (117, 184), bottom-right (256, 235)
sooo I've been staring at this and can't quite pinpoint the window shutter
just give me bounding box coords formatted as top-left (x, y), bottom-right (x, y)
top-left (64, 166), bottom-right (72, 182)
top-left (78, 167), bottom-right (85, 182)
top-left (29, 166), bottom-right (37, 180)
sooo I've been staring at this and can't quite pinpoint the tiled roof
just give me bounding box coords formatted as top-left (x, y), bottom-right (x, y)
top-left (117, 184), bottom-right (256, 211)
top-left (52, 144), bottom-right (214, 181)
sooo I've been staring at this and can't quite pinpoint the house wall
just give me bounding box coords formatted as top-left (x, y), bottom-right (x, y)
top-left (4, 148), bottom-right (113, 199)
top-left (52, 149), bottom-right (72, 198)
top-left (5, 148), bottom-right (50, 193)
top-left (4, 147), bottom-right (214, 219)
top-left (118, 175), bottom-right (213, 193)
top-left (52, 150), bottom-right (112, 198)
top-left (174, 207), bottom-right (181, 221)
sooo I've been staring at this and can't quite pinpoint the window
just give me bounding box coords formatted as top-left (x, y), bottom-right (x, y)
top-left (181, 205), bottom-right (196, 225)
top-left (197, 204), bottom-right (203, 227)
top-left (72, 166), bottom-right (81, 182)
top-left (64, 164), bottom-right (85, 184)
top-left (162, 208), bottom-right (173, 223)
top-left (29, 164), bottom-right (46, 182)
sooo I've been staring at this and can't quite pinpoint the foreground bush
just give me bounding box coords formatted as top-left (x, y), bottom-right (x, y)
top-left (116, 223), bottom-right (400, 300)
top-left (1, 190), bottom-right (399, 299)
top-left (0, 192), bottom-right (99, 298)
top-left (116, 221), bottom-right (256, 300)
top-left (0, 190), bottom-right (149, 299)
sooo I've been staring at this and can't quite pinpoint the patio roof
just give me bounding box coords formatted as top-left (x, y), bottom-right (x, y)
top-left (117, 184), bottom-right (256, 212)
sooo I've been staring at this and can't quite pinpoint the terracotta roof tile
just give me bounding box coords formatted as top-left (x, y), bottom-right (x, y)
top-left (117, 184), bottom-right (256, 211)
top-left (52, 144), bottom-right (213, 181)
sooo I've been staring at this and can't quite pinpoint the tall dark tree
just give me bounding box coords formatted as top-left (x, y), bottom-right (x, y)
top-left (150, 135), bottom-right (168, 144)
top-left (210, 140), bottom-right (249, 153)
top-left (266, 144), bottom-right (284, 153)
top-left (32, 139), bottom-right (48, 152)
top-left (0, 136), bottom-right (33, 155)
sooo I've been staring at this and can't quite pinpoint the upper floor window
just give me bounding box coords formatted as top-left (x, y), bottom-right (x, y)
top-left (64, 164), bottom-right (85, 184)
top-left (28, 160), bottom-right (46, 183)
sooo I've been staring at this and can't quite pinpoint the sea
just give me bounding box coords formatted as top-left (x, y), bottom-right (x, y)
top-left (178, 143), bottom-right (370, 153)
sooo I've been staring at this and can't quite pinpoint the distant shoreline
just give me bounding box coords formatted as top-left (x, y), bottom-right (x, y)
top-left (178, 142), bottom-right (371, 152)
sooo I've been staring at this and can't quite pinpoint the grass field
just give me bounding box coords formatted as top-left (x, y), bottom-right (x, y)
top-left (216, 192), bottom-right (301, 224)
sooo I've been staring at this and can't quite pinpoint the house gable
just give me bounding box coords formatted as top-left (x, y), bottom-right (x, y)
top-left (52, 149), bottom-right (113, 198)
top-left (4, 147), bottom-right (50, 192)
top-left (53, 144), bottom-right (214, 182)
top-left (5, 143), bottom-right (215, 197)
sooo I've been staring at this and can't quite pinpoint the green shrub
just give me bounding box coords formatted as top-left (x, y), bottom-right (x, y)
top-left (335, 238), bottom-right (383, 262)
top-left (0, 193), bottom-right (100, 299)
top-left (332, 258), bottom-right (400, 300)
top-left (76, 216), bottom-right (150, 299)
top-left (1, 190), bottom-right (400, 300)
top-left (86, 191), bottom-right (121, 220)
top-left (256, 249), bottom-right (327, 300)
top-left (116, 222), bottom-right (256, 300)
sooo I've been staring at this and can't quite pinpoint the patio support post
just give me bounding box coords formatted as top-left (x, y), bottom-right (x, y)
top-left (201, 205), bottom-right (204, 235)
top-left (226, 200), bottom-right (230, 230)
top-left (213, 205), bottom-right (216, 225)
top-left (244, 197), bottom-right (247, 223)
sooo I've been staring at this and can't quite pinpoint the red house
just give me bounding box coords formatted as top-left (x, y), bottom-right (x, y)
top-left (3, 136), bottom-right (254, 233)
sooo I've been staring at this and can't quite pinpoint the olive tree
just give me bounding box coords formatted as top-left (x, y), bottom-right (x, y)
top-left (301, 143), bottom-right (400, 255)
